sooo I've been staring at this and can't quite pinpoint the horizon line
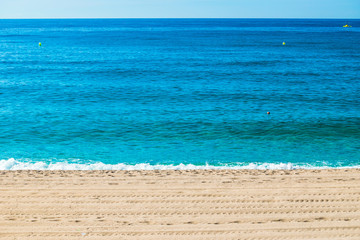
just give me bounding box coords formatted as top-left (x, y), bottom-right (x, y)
top-left (0, 17), bottom-right (359, 20)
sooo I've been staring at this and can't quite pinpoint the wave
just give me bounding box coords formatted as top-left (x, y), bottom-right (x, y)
top-left (1, 158), bottom-right (359, 171)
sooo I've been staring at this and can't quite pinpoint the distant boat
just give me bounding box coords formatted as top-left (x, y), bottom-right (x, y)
top-left (343, 24), bottom-right (352, 28)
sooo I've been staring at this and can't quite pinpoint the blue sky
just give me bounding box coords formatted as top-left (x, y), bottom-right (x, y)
top-left (1, 0), bottom-right (359, 18)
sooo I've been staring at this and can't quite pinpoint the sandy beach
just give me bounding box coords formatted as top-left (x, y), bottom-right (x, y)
top-left (1, 169), bottom-right (360, 240)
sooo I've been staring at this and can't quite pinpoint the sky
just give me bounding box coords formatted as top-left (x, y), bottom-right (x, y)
top-left (0, 0), bottom-right (359, 19)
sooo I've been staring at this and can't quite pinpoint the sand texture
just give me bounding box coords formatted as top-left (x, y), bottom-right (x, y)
top-left (1, 169), bottom-right (360, 240)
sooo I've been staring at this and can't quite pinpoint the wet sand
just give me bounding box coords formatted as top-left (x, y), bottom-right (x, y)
top-left (1, 169), bottom-right (360, 239)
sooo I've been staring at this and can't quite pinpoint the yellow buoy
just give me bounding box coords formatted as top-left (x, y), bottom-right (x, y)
top-left (39, 42), bottom-right (42, 47)
top-left (282, 42), bottom-right (286, 45)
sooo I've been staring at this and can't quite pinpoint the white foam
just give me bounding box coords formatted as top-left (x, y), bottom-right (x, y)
top-left (0, 158), bottom-right (358, 171)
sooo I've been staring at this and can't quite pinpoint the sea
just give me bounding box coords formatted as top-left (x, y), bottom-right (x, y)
top-left (0, 19), bottom-right (359, 170)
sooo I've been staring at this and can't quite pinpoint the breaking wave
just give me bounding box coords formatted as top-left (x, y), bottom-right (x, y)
top-left (1, 158), bottom-right (358, 171)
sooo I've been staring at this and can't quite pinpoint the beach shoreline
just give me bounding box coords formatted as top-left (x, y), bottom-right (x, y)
top-left (1, 169), bottom-right (360, 239)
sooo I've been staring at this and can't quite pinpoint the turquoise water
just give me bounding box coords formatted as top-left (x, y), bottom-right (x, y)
top-left (0, 19), bottom-right (359, 170)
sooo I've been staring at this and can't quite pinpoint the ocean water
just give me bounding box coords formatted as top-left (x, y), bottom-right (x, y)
top-left (0, 19), bottom-right (359, 170)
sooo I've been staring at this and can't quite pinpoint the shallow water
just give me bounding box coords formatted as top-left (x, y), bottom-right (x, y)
top-left (0, 19), bottom-right (359, 169)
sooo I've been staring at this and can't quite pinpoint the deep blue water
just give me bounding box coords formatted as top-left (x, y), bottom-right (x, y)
top-left (0, 19), bottom-right (359, 169)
